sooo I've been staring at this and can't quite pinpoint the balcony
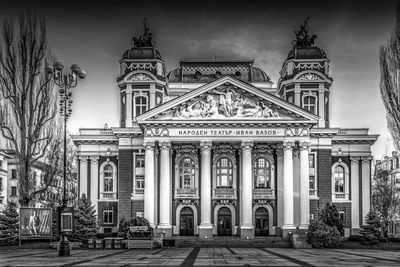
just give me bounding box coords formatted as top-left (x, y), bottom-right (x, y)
top-left (332, 193), bottom-right (349, 201)
top-left (133, 188), bottom-right (144, 195)
top-left (174, 188), bottom-right (199, 199)
top-left (212, 187), bottom-right (237, 200)
top-left (253, 188), bottom-right (275, 200)
top-left (100, 192), bottom-right (117, 200)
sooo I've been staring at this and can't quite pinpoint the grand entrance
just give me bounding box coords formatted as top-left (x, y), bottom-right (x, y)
top-left (217, 207), bottom-right (232, 236)
top-left (180, 207), bottom-right (194, 236)
top-left (255, 207), bottom-right (269, 236)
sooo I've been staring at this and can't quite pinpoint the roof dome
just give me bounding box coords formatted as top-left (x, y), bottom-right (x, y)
top-left (122, 47), bottom-right (162, 60)
top-left (286, 46), bottom-right (326, 60)
top-left (251, 67), bottom-right (270, 82)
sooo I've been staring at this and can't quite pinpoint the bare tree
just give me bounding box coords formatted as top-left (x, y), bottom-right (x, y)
top-left (0, 11), bottom-right (60, 206)
top-left (372, 168), bottom-right (400, 237)
top-left (380, 2), bottom-right (400, 150)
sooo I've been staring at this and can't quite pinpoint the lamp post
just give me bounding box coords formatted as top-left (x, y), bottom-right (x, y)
top-left (45, 62), bottom-right (86, 256)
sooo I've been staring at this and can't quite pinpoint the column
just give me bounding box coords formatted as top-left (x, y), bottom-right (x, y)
top-left (199, 140), bottom-right (212, 239)
top-left (241, 140), bottom-right (254, 239)
top-left (144, 140), bottom-right (156, 227)
top-left (276, 146), bottom-right (284, 228)
top-left (126, 88), bottom-right (133, 127)
top-left (361, 157), bottom-right (371, 225)
top-left (318, 84), bottom-right (325, 127)
top-left (282, 141), bottom-right (295, 232)
top-left (90, 156), bottom-right (99, 214)
top-left (158, 140), bottom-right (172, 237)
top-left (79, 156), bottom-right (88, 198)
top-left (299, 142), bottom-right (310, 229)
top-left (149, 84), bottom-right (156, 109)
top-left (294, 84), bottom-right (301, 106)
top-left (350, 157), bottom-right (360, 232)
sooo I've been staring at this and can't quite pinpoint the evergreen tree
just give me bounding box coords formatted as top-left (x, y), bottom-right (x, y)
top-left (71, 194), bottom-right (97, 241)
top-left (0, 201), bottom-right (19, 238)
top-left (320, 202), bottom-right (345, 236)
top-left (360, 211), bottom-right (383, 245)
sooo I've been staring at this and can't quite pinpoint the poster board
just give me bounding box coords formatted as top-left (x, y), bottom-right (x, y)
top-left (19, 207), bottom-right (52, 244)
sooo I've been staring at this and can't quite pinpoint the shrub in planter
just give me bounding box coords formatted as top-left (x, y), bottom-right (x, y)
top-left (307, 221), bottom-right (341, 248)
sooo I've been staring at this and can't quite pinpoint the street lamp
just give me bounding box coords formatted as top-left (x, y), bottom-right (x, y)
top-left (45, 61), bottom-right (86, 256)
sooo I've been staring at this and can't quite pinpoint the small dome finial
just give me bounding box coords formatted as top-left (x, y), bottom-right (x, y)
top-left (292, 17), bottom-right (317, 48)
top-left (132, 17), bottom-right (155, 48)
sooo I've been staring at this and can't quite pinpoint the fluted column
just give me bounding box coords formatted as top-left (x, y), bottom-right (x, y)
top-left (199, 140), bottom-right (212, 239)
top-left (283, 141), bottom-right (295, 231)
top-left (241, 140), bottom-right (254, 239)
top-left (79, 156), bottom-right (88, 198)
top-left (361, 157), bottom-right (371, 225)
top-left (158, 140), bottom-right (172, 236)
top-left (90, 156), bottom-right (99, 214)
top-left (351, 157), bottom-right (360, 232)
top-left (299, 141), bottom-right (310, 229)
top-left (144, 140), bottom-right (156, 227)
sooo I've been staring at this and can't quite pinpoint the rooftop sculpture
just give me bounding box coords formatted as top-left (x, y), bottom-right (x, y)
top-left (132, 18), bottom-right (154, 48)
top-left (293, 17), bottom-right (317, 48)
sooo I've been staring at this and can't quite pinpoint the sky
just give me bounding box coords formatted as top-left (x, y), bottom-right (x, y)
top-left (0, 0), bottom-right (397, 160)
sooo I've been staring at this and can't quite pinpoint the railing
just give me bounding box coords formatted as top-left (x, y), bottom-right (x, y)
top-left (253, 188), bottom-right (275, 200)
top-left (309, 189), bottom-right (318, 196)
top-left (79, 128), bottom-right (113, 135)
top-left (100, 192), bottom-right (117, 199)
top-left (174, 188), bottom-right (199, 199)
top-left (332, 193), bottom-right (349, 200)
top-left (132, 188), bottom-right (144, 195)
top-left (212, 188), bottom-right (237, 199)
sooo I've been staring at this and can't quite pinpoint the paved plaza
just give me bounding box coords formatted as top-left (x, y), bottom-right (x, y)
top-left (0, 247), bottom-right (400, 266)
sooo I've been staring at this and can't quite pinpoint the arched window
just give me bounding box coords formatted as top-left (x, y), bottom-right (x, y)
top-left (254, 158), bottom-right (271, 188)
top-left (135, 96), bottom-right (147, 117)
top-left (180, 158), bottom-right (195, 189)
top-left (334, 165), bottom-right (345, 193)
top-left (104, 165), bottom-right (113, 192)
top-left (332, 162), bottom-right (349, 200)
top-left (303, 96), bottom-right (316, 114)
top-left (217, 158), bottom-right (233, 187)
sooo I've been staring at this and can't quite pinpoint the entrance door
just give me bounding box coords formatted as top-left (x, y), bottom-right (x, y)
top-left (217, 207), bottom-right (232, 236)
top-left (180, 207), bottom-right (194, 236)
top-left (255, 207), bottom-right (269, 236)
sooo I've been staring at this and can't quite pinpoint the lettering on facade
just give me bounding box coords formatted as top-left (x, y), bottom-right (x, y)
top-left (175, 129), bottom-right (281, 137)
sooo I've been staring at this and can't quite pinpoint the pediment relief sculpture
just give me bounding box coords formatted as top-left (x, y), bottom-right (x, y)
top-left (166, 86), bottom-right (281, 120)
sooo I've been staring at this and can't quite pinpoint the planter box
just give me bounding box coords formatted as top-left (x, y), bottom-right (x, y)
top-left (95, 239), bottom-right (104, 249)
top-left (114, 238), bottom-right (124, 249)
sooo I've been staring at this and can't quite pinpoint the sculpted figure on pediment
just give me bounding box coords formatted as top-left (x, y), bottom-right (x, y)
top-left (172, 87), bottom-right (280, 119)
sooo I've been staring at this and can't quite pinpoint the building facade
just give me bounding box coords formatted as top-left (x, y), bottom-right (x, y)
top-left (71, 23), bottom-right (378, 239)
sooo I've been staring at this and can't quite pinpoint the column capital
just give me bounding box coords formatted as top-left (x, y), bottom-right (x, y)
top-left (241, 140), bottom-right (254, 152)
top-left (79, 156), bottom-right (89, 162)
top-left (200, 140), bottom-right (212, 152)
top-left (282, 141), bottom-right (295, 151)
top-left (361, 156), bottom-right (372, 164)
top-left (299, 141), bottom-right (311, 151)
top-left (350, 157), bottom-right (360, 164)
top-left (143, 140), bottom-right (156, 150)
top-left (159, 140), bottom-right (171, 151)
top-left (90, 156), bottom-right (100, 165)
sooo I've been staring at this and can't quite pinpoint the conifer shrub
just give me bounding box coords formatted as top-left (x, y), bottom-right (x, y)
top-left (0, 201), bottom-right (19, 243)
top-left (70, 194), bottom-right (97, 241)
top-left (307, 221), bottom-right (341, 248)
top-left (360, 211), bottom-right (382, 245)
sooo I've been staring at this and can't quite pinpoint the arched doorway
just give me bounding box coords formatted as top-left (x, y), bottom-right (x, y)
top-left (255, 207), bottom-right (269, 236)
top-left (180, 207), bottom-right (194, 236)
top-left (217, 207), bottom-right (232, 236)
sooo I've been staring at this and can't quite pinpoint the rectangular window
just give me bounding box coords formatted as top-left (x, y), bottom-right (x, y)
top-left (0, 160), bottom-right (3, 169)
top-left (136, 155), bottom-right (145, 168)
top-left (103, 210), bottom-right (113, 224)
top-left (136, 211), bottom-right (144, 217)
top-left (339, 211), bottom-right (345, 225)
top-left (309, 153), bottom-right (317, 196)
top-left (11, 186), bottom-right (17, 196)
top-left (11, 169), bottom-right (17, 179)
top-left (0, 177), bottom-right (3, 192)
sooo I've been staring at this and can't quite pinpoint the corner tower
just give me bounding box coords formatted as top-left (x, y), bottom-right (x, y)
top-left (278, 18), bottom-right (332, 128)
top-left (117, 21), bottom-right (167, 128)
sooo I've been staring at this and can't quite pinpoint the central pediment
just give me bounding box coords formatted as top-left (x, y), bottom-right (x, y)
top-left (137, 76), bottom-right (319, 125)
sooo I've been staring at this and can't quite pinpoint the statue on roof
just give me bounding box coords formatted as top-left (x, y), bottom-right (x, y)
top-left (292, 17), bottom-right (317, 48)
top-left (132, 18), bottom-right (155, 48)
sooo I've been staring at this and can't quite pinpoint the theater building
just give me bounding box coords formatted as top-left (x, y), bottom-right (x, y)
top-left (71, 23), bottom-right (378, 239)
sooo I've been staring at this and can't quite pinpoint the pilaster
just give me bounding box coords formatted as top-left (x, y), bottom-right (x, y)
top-left (350, 157), bottom-right (360, 233)
top-left (299, 141), bottom-right (310, 229)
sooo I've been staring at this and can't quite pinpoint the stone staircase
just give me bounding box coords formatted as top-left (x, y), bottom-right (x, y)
top-left (174, 236), bottom-right (291, 248)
